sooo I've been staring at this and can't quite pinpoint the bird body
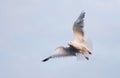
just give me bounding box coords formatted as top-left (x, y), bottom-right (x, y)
top-left (42, 11), bottom-right (92, 62)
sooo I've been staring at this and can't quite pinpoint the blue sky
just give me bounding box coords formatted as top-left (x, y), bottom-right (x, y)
top-left (0, 0), bottom-right (120, 78)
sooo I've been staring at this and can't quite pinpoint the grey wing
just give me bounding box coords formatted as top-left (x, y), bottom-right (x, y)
top-left (42, 46), bottom-right (77, 62)
top-left (53, 46), bottom-right (76, 58)
top-left (73, 12), bottom-right (85, 43)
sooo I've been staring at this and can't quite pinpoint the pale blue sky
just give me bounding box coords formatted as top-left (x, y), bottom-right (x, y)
top-left (0, 0), bottom-right (120, 78)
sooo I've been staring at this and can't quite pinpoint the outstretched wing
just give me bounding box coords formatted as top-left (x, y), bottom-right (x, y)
top-left (42, 46), bottom-right (77, 62)
top-left (54, 46), bottom-right (77, 57)
top-left (73, 12), bottom-right (85, 43)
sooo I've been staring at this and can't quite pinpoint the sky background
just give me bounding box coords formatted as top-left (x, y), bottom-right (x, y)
top-left (0, 0), bottom-right (120, 78)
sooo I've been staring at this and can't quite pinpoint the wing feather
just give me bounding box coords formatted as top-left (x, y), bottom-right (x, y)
top-left (73, 12), bottom-right (85, 43)
top-left (54, 46), bottom-right (77, 58)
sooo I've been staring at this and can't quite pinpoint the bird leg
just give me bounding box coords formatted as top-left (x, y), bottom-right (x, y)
top-left (84, 47), bottom-right (92, 55)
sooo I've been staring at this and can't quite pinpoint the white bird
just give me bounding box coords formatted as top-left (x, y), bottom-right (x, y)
top-left (42, 11), bottom-right (92, 62)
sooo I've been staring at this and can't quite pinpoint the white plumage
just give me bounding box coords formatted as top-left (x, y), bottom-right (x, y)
top-left (42, 11), bottom-right (92, 62)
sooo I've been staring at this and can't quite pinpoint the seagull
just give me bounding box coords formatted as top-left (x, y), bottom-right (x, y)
top-left (42, 11), bottom-right (92, 62)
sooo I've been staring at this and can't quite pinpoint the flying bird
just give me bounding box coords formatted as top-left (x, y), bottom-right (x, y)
top-left (42, 11), bottom-right (92, 62)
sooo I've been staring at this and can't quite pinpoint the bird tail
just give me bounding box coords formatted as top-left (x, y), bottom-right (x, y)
top-left (42, 56), bottom-right (52, 62)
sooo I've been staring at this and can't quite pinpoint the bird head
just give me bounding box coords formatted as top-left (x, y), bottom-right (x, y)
top-left (68, 41), bottom-right (73, 46)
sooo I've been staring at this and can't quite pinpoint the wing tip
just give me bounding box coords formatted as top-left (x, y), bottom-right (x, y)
top-left (81, 11), bottom-right (85, 14)
top-left (42, 56), bottom-right (51, 62)
top-left (80, 11), bottom-right (85, 18)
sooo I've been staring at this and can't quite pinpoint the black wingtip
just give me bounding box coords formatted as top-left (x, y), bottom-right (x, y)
top-left (42, 57), bottom-right (51, 62)
top-left (42, 58), bottom-right (49, 62)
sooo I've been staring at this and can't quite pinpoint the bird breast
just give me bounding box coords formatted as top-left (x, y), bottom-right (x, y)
top-left (71, 42), bottom-right (87, 52)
